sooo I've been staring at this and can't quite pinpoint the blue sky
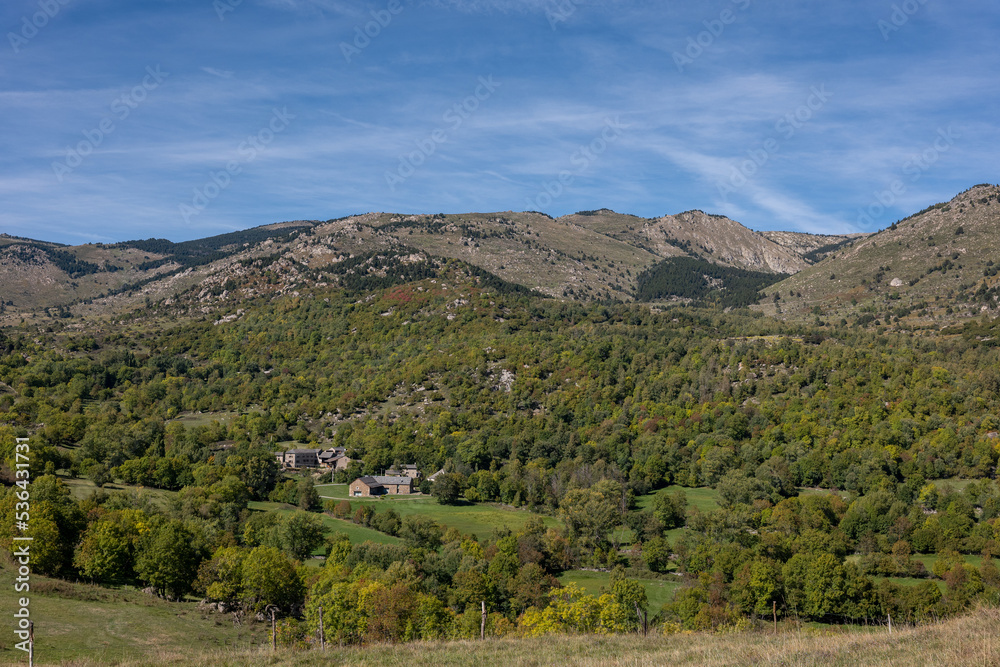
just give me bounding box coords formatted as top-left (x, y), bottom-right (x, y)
top-left (1, 0), bottom-right (997, 244)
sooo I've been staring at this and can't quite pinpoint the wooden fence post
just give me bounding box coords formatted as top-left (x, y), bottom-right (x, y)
top-left (28, 621), bottom-right (34, 667)
top-left (319, 605), bottom-right (325, 649)
top-left (888, 614), bottom-right (892, 634)
top-left (481, 601), bottom-right (486, 640)
top-left (271, 609), bottom-right (277, 650)
top-left (773, 601), bottom-right (777, 634)
top-left (634, 602), bottom-right (647, 636)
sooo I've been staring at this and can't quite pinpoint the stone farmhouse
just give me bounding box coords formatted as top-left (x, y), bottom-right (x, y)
top-left (279, 448), bottom-right (319, 469)
top-left (349, 475), bottom-right (415, 497)
top-left (276, 446), bottom-right (352, 470)
top-left (318, 447), bottom-right (352, 470)
top-left (385, 464), bottom-right (421, 479)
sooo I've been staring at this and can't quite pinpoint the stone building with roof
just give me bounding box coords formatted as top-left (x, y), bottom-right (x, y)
top-left (349, 475), bottom-right (415, 497)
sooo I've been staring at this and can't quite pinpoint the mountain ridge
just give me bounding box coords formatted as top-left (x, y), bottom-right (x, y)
top-left (2, 185), bottom-right (998, 330)
top-left (0, 209), bottom-right (842, 318)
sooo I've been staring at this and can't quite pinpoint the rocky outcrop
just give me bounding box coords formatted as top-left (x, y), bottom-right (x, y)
top-left (644, 211), bottom-right (810, 274)
top-left (761, 231), bottom-right (866, 257)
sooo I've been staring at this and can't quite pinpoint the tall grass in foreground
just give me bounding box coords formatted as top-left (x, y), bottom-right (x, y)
top-left (54, 605), bottom-right (1000, 667)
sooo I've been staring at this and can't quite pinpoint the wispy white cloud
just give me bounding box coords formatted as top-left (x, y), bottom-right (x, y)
top-left (201, 67), bottom-right (235, 79)
top-left (422, 0), bottom-right (559, 14)
top-left (743, 188), bottom-right (855, 234)
top-left (1, 0), bottom-right (998, 242)
top-left (256, 0), bottom-right (361, 16)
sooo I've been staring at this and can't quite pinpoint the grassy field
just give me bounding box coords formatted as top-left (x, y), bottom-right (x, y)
top-left (847, 553), bottom-right (983, 571)
top-left (796, 480), bottom-right (986, 499)
top-left (796, 487), bottom-right (852, 499)
top-left (912, 552), bottom-right (983, 570)
top-left (321, 517), bottom-right (402, 546)
top-left (166, 411), bottom-right (244, 428)
top-left (928, 478), bottom-right (984, 493)
top-left (634, 486), bottom-right (721, 545)
top-left (883, 577), bottom-right (947, 593)
top-left (557, 570), bottom-right (682, 611)
top-left (23, 605), bottom-right (1000, 667)
top-left (247, 500), bottom-right (401, 548)
top-left (314, 485), bottom-right (559, 539)
top-left (848, 552), bottom-right (981, 596)
top-left (0, 559), bottom-right (266, 665)
top-left (635, 486), bottom-right (721, 514)
top-left (57, 475), bottom-right (178, 510)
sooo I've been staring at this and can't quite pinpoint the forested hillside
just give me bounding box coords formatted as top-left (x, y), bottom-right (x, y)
top-left (636, 256), bottom-right (788, 308)
top-left (3, 251), bottom-right (1000, 658)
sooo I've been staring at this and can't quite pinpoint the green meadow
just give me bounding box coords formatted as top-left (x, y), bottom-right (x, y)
top-left (58, 475), bottom-right (178, 510)
top-left (635, 486), bottom-right (721, 514)
top-left (0, 560), bottom-right (265, 664)
top-left (247, 500), bottom-right (401, 549)
top-left (315, 484), bottom-right (559, 539)
top-left (557, 569), bottom-right (682, 612)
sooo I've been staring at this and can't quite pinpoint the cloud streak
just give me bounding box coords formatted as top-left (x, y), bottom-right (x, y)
top-left (0, 0), bottom-right (997, 242)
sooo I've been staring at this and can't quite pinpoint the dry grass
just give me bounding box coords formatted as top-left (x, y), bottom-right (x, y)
top-left (44, 606), bottom-right (1000, 667)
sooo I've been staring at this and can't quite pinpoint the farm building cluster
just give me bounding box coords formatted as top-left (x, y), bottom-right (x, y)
top-left (276, 446), bottom-right (444, 497)
top-left (275, 446), bottom-right (351, 470)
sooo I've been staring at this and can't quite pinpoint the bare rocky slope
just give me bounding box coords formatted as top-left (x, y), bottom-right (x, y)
top-left (563, 209), bottom-right (810, 274)
top-left (757, 184), bottom-right (1000, 328)
top-left (761, 230), bottom-right (866, 258)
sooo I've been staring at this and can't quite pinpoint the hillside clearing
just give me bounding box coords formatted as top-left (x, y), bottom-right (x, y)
top-left (314, 485), bottom-right (559, 539)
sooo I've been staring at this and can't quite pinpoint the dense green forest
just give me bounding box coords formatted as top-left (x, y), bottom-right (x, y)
top-left (2, 242), bottom-right (106, 278)
top-left (3, 262), bottom-right (1000, 645)
top-left (636, 256), bottom-right (788, 308)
